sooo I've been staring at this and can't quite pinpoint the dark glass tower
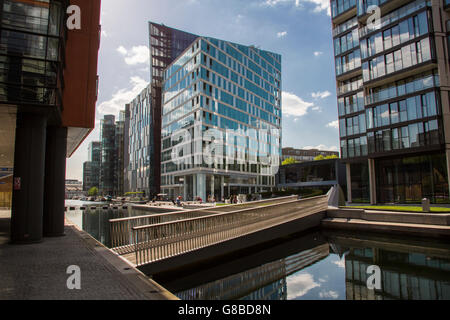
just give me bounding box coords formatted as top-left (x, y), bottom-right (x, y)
top-left (331, 0), bottom-right (450, 204)
top-left (148, 22), bottom-right (198, 197)
top-left (100, 115), bottom-right (116, 196)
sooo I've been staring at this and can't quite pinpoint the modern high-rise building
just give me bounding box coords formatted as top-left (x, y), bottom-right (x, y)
top-left (147, 22), bottom-right (199, 197)
top-left (125, 85), bottom-right (152, 195)
top-left (114, 111), bottom-right (125, 196)
top-left (0, 0), bottom-right (101, 243)
top-left (100, 115), bottom-right (117, 196)
top-left (89, 114), bottom-right (126, 197)
top-left (83, 141), bottom-right (101, 192)
top-left (160, 35), bottom-right (282, 201)
top-left (331, 0), bottom-right (450, 204)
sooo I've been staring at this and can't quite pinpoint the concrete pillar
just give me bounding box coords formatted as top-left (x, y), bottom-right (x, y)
top-left (193, 174), bottom-right (197, 199)
top-left (220, 176), bottom-right (224, 201)
top-left (196, 173), bottom-right (206, 202)
top-left (183, 176), bottom-right (188, 201)
top-left (346, 163), bottom-right (352, 203)
top-left (368, 159), bottom-right (377, 205)
top-left (210, 175), bottom-right (215, 200)
top-left (43, 126), bottom-right (68, 237)
top-left (11, 112), bottom-right (48, 244)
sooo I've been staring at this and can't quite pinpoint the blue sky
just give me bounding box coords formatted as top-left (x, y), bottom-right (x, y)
top-left (66, 0), bottom-right (340, 180)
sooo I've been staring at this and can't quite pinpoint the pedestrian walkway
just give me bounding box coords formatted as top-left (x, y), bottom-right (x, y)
top-left (0, 210), bottom-right (177, 300)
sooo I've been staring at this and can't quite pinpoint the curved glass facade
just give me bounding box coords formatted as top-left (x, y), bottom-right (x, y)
top-left (161, 37), bottom-right (281, 201)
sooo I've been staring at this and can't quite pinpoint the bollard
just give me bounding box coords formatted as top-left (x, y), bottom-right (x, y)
top-left (422, 198), bottom-right (431, 213)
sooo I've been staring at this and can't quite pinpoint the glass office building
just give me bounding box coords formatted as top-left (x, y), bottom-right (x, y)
top-left (148, 22), bottom-right (199, 196)
top-left (160, 36), bottom-right (282, 201)
top-left (100, 115), bottom-right (116, 196)
top-left (125, 85), bottom-right (152, 195)
top-left (331, 0), bottom-right (450, 203)
top-left (83, 141), bottom-right (101, 192)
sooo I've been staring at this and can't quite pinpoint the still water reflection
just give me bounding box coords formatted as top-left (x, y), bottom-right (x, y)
top-left (64, 200), bottom-right (167, 248)
top-left (67, 201), bottom-right (450, 300)
top-left (155, 231), bottom-right (450, 300)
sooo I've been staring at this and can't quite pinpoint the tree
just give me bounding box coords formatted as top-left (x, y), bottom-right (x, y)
top-left (282, 157), bottom-right (298, 166)
top-left (314, 155), bottom-right (339, 161)
top-left (88, 187), bottom-right (98, 196)
top-left (314, 155), bottom-right (325, 161)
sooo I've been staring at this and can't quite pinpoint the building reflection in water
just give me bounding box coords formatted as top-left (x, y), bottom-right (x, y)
top-left (175, 237), bottom-right (330, 300)
top-left (327, 232), bottom-right (450, 300)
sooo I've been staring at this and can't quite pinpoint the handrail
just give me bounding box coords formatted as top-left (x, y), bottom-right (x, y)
top-left (131, 195), bottom-right (328, 266)
top-left (109, 195), bottom-right (299, 251)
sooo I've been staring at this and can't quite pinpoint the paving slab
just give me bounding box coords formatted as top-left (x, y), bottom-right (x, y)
top-left (0, 210), bottom-right (178, 300)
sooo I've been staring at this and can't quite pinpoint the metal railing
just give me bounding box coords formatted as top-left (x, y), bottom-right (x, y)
top-left (109, 195), bottom-right (298, 253)
top-left (132, 195), bottom-right (328, 266)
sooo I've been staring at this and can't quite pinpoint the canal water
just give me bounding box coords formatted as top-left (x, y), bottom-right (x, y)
top-left (65, 201), bottom-right (450, 300)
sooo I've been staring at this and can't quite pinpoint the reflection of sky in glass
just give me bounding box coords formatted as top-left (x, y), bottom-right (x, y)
top-left (287, 254), bottom-right (346, 300)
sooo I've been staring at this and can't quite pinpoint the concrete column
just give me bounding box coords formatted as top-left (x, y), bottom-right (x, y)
top-left (196, 173), bottom-right (206, 202)
top-left (346, 163), bottom-right (352, 203)
top-left (446, 150), bottom-right (450, 200)
top-left (43, 126), bottom-right (68, 237)
top-left (11, 112), bottom-right (48, 244)
top-left (183, 176), bottom-right (188, 201)
top-left (193, 174), bottom-right (197, 199)
top-left (221, 176), bottom-right (224, 201)
top-left (210, 175), bottom-right (215, 200)
top-left (368, 159), bottom-right (377, 205)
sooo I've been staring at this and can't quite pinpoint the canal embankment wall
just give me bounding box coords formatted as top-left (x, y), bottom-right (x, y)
top-left (323, 208), bottom-right (450, 238)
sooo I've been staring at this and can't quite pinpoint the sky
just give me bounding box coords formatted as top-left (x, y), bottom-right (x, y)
top-left (66, 0), bottom-right (340, 181)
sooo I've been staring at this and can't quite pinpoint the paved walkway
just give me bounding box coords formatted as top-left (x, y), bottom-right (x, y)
top-left (0, 210), bottom-right (177, 300)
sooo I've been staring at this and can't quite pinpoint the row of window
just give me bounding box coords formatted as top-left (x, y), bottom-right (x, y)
top-left (340, 113), bottom-right (367, 137)
top-left (357, 0), bottom-right (389, 17)
top-left (333, 17), bottom-right (358, 38)
top-left (368, 120), bottom-right (441, 154)
top-left (204, 38), bottom-right (281, 85)
top-left (360, 11), bottom-right (429, 60)
top-left (336, 49), bottom-right (361, 76)
top-left (359, 0), bottom-right (429, 38)
top-left (0, 30), bottom-right (60, 62)
top-left (338, 76), bottom-right (363, 96)
top-left (338, 91), bottom-right (365, 116)
top-left (334, 28), bottom-right (359, 56)
top-left (331, 0), bottom-right (357, 18)
top-left (362, 38), bottom-right (433, 82)
top-left (366, 91), bottom-right (438, 130)
top-left (2, 0), bottom-right (63, 37)
top-left (365, 70), bottom-right (439, 105)
top-left (341, 120), bottom-right (441, 158)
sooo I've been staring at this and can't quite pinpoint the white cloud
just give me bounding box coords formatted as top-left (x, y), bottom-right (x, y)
top-left (303, 144), bottom-right (339, 152)
top-left (287, 273), bottom-right (321, 300)
top-left (327, 120), bottom-right (339, 129)
top-left (282, 92), bottom-right (317, 118)
top-left (261, 0), bottom-right (330, 15)
top-left (312, 91), bottom-right (331, 99)
top-left (333, 259), bottom-right (346, 268)
top-left (117, 45), bottom-right (150, 65)
top-left (97, 76), bottom-right (148, 116)
top-left (314, 51), bottom-right (324, 57)
top-left (262, 0), bottom-right (292, 7)
top-left (301, 0), bottom-right (331, 15)
top-left (319, 290), bottom-right (339, 299)
top-left (277, 31), bottom-right (288, 38)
